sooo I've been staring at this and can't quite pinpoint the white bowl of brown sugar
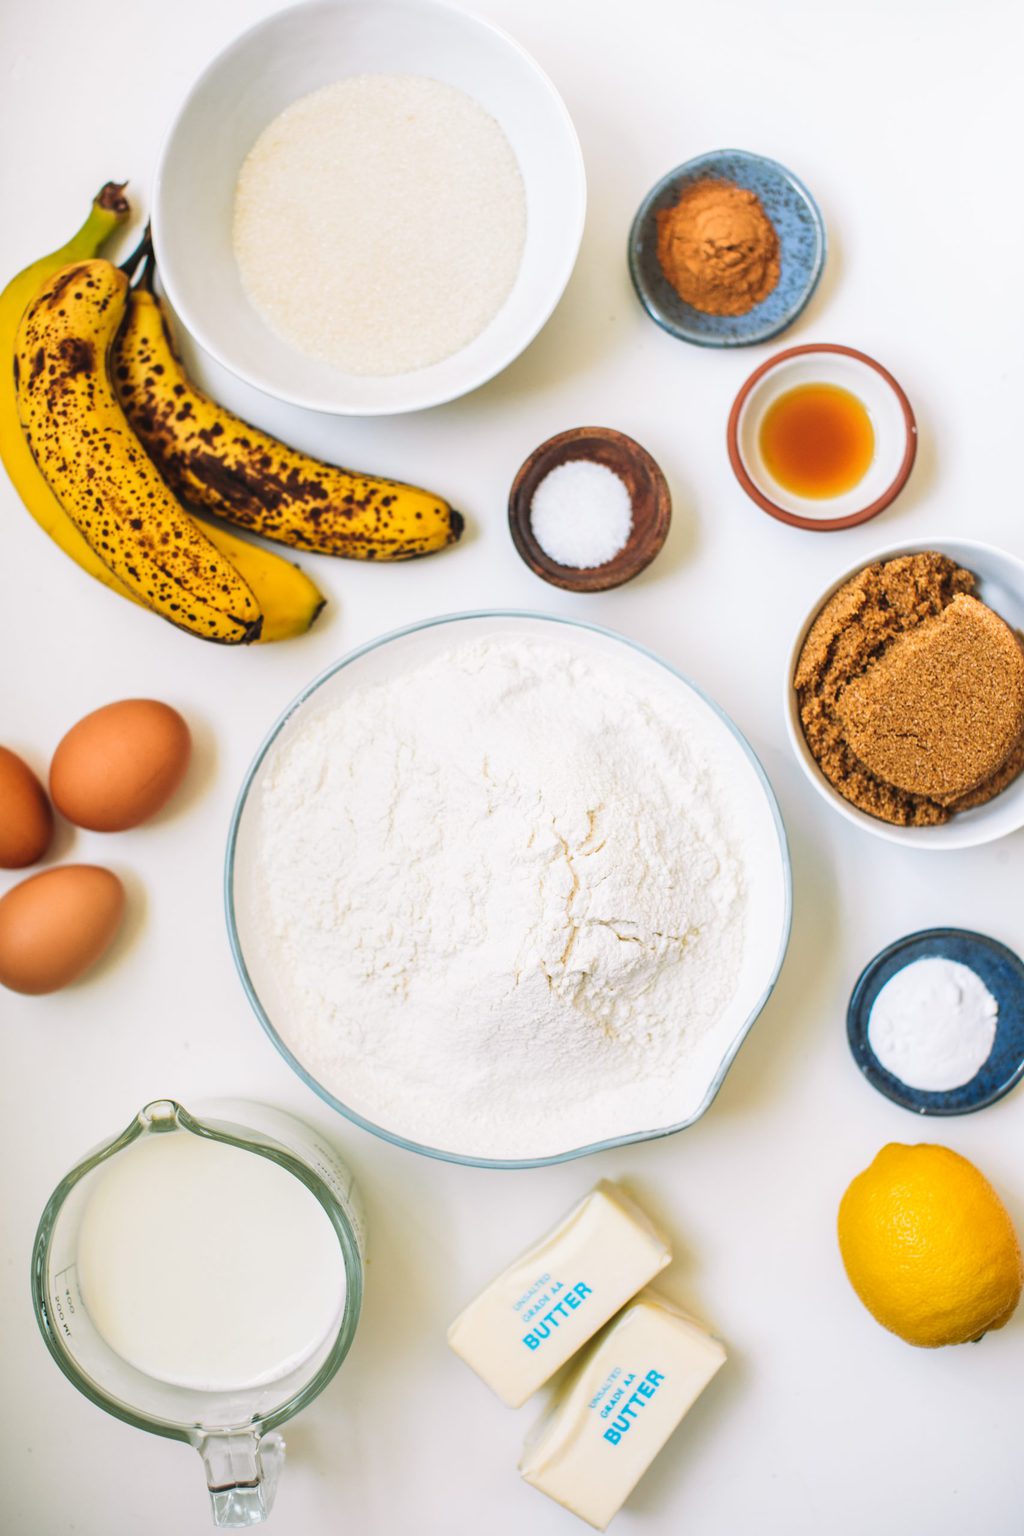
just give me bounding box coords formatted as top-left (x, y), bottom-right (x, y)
top-left (786, 539), bottom-right (1024, 849)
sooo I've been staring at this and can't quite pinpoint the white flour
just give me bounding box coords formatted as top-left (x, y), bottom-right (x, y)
top-left (253, 634), bottom-right (750, 1158)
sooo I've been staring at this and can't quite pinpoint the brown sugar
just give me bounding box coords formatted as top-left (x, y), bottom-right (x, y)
top-left (838, 596), bottom-right (1024, 805)
top-left (794, 552), bottom-right (1024, 826)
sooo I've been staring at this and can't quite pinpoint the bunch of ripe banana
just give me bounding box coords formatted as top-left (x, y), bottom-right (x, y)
top-left (0, 185), bottom-right (464, 644)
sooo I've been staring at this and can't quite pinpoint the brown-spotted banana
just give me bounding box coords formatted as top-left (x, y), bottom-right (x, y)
top-left (15, 258), bottom-right (263, 643)
top-left (113, 273), bottom-right (464, 560)
top-left (2, 199), bottom-right (324, 642)
top-left (0, 185), bottom-right (144, 610)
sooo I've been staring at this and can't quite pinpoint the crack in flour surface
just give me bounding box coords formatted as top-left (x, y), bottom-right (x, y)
top-left (253, 634), bottom-right (752, 1158)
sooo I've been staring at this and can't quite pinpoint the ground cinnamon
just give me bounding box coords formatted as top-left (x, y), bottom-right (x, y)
top-left (656, 178), bottom-right (780, 317)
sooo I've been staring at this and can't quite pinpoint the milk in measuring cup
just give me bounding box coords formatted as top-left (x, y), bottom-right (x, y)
top-left (76, 1130), bottom-right (346, 1392)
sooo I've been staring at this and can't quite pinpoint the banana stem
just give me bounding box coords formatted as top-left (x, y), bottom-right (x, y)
top-left (56, 189), bottom-right (131, 270)
top-left (119, 224), bottom-right (153, 281)
top-left (97, 182), bottom-right (130, 216)
top-left (136, 244), bottom-right (157, 294)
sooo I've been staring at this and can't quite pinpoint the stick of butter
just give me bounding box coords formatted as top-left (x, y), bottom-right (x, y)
top-left (447, 1182), bottom-right (670, 1408)
top-left (519, 1290), bottom-right (726, 1530)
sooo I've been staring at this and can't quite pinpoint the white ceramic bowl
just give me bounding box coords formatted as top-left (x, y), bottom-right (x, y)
top-left (153, 0), bottom-right (586, 416)
top-left (786, 538), bottom-right (1024, 848)
top-left (728, 344), bottom-right (917, 530)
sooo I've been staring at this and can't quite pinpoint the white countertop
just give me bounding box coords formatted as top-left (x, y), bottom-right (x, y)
top-left (2, 1), bottom-right (1022, 1531)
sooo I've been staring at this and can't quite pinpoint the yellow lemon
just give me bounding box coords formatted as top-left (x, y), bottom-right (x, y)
top-left (837, 1143), bottom-right (1022, 1348)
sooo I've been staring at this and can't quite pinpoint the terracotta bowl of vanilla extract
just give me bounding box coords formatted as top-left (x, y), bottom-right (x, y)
top-left (728, 343), bottom-right (917, 531)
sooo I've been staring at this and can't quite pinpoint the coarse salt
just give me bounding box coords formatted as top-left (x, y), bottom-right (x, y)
top-left (530, 460), bottom-right (634, 569)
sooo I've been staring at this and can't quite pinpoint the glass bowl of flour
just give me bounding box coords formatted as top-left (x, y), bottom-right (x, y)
top-left (226, 614), bottom-right (792, 1167)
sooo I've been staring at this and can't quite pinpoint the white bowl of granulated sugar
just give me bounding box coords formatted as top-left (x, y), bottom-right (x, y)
top-left (153, 0), bottom-right (586, 415)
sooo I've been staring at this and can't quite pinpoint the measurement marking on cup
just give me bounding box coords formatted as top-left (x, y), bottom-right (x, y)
top-left (51, 1265), bottom-right (78, 1336)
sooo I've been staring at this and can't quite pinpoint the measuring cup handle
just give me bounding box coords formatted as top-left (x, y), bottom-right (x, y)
top-left (198, 1430), bottom-right (285, 1527)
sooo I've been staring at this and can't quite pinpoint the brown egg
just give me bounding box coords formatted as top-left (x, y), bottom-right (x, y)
top-left (50, 699), bottom-right (192, 832)
top-left (0, 746), bottom-right (53, 868)
top-left (0, 865), bottom-right (125, 994)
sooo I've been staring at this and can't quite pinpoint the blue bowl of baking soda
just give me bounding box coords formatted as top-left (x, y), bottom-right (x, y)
top-left (847, 928), bottom-right (1024, 1116)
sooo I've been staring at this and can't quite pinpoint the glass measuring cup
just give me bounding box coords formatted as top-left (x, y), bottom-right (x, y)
top-left (32, 1099), bottom-right (364, 1527)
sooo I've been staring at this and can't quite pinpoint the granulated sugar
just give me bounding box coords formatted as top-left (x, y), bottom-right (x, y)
top-left (251, 633), bottom-right (751, 1160)
top-left (233, 74), bottom-right (526, 376)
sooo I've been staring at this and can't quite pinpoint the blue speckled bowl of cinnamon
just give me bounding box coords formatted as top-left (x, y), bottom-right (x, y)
top-left (628, 149), bottom-right (827, 348)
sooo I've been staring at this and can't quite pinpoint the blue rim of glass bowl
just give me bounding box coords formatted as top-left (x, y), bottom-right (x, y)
top-left (224, 610), bottom-right (793, 1169)
top-left (847, 927), bottom-right (1024, 1116)
top-left (627, 148), bottom-right (827, 349)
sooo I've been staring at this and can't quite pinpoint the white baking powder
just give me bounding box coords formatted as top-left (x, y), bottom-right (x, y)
top-left (530, 461), bottom-right (634, 569)
top-left (868, 956), bottom-right (998, 1091)
top-left (233, 74), bottom-right (526, 376)
top-left (252, 634), bottom-right (750, 1159)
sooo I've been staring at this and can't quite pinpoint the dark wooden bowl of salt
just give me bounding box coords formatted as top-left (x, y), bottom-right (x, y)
top-left (508, 426), bottom-right (672, 593)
